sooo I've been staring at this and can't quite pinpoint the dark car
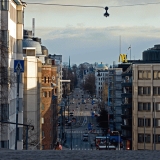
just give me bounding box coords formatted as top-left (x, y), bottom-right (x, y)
top-left (83, 133), bottom-right (89, 141)
top-left (67, 121), bottom-right (72, 126)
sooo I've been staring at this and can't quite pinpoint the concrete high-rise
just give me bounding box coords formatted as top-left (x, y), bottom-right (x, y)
top-left (0, 0), bottom-right (26, 150)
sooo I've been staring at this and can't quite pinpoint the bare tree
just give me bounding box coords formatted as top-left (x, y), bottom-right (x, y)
top-left (23, 120), bottom-right (38, 150)
top-left (102, 83), bottom-right (108, 103)
top-left (0, 30), bottom-right (16, 136)
top-left (83, 73), bottom-right (96, 96)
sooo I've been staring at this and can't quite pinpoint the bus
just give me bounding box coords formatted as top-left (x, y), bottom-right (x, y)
top-left (95, 136), bottom-right (121, 150)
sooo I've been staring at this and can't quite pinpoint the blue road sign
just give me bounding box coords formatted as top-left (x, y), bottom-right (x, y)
top-left (92, 100), bottom-right (94, 105)
top-left (14, 60), bottom-right (24, 72)
top-left (88, 123), bottom-right (92, 130)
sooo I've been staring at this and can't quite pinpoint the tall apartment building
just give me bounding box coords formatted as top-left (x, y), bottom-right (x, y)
top-left (121, 64), bottom-right (132, 150)
top-left (132, 63), bottom-right (160, 150)
top-left (0, 0), bottom-right (26, 149)
top-left (108, 68), bottom-right (122, 132)
top-left (132, 44), bottom-right (160, 150)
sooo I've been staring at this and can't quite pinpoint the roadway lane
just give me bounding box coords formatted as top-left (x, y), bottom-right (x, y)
top-left (64, 88), bottom-right (101, 150)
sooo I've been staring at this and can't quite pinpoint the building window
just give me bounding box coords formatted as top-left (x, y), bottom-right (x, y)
top-left (48, 91), bottom-right (51, 97)
top-left (145, 134), bottom-right (151, 143)
top-left (153, 87), bottom-right (160, 95)
top-left (0, 141), bottom-right (8, 148)
top-left (153, 71), bottom-right (160, 79)
top-left (138, 102), bottom-right (151, 111)
top-left (44, 77), bottom-right (46, 83)
top-left (138, 70), bottom-right (151, 80)
top-left (138, 118), bottom-right (144, 127)
top-left (138, 134), bottom-right (150, 143)
top-left (1, 0), bottom-right (8, 10)
top-left (155, 103), bottom-right (160, 111)
top-left (138, 134), bottom-right (143, 143)
top-left (48, 77), bottom-right (50, 83)
top-left (138, 118), bottom-right (150, 127)
top-left (153, 134), bottom-right (160, 143)
top-left (42, 145), bottom-right (45, 150)
top-left (42, 118), bottom-right (44, 124)
top-left (154, 119), bottom-right (160, 127)
top-left (43, 91), bottom-right (47, 97)
top-left (138, 87), bottom-right (151, 95)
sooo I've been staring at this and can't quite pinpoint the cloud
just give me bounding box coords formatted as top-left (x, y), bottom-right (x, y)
top-left (23, 0), bottom-right (160, 64)
top-left (35, 26), bottom-right (160, 40)
top-left (30, 25), bottom-right (160, 65)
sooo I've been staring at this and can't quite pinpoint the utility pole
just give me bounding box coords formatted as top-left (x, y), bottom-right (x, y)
top-left (67, 95), bottom-right (70, 121)
top-left (15, 66), bottom-right (20, 150)
top-left (14, 60), bottom-right (24, 150)
top-left (71, 122), bottom-right (72, 150)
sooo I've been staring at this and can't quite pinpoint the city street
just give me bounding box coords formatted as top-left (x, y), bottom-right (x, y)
top-left (59, 88), bottom-right (101, 150)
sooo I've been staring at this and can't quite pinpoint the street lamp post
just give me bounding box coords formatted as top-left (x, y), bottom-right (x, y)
top-left (67, 95), bottom-right (70, 121)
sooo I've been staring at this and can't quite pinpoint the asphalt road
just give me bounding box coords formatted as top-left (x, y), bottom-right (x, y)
top-left (63, 88), bottom-right (101, 150)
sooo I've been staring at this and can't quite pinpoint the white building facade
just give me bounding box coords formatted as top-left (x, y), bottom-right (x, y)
top-left (95, 63), bottom-right (108, 98)
top-left (0, 0), bottom-right (26, 150)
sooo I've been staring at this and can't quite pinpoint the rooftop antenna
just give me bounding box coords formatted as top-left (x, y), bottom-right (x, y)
top-left (32, 18), bottom-right (35, 37)
top-left (119, 35), bottom-right (121, 55)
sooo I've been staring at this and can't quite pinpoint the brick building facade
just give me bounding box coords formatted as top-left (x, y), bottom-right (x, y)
top-left (41, 64), bottom-right (58, 150)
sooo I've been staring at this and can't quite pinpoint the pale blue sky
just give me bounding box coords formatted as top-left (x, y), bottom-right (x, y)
top-left (24, 0), bottom-right (160, 65)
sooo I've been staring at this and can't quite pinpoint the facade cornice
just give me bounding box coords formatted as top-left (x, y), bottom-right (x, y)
top-left (13, 0), bottom-right (27, 7)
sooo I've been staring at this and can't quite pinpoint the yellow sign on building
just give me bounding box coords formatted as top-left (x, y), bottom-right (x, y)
top-left (119, 54), bottom-right (128, 63)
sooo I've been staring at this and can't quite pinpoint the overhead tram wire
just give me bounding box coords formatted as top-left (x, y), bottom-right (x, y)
top-left (26, 2), bottom-right (160, 8)
top-left (109, 1), bottom-right (160, 8)
top-left (26, 3), bottom-right (104, 9)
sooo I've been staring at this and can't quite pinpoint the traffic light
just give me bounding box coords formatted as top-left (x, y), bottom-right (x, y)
top-left (104, 6), bottom-right (109, 17)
